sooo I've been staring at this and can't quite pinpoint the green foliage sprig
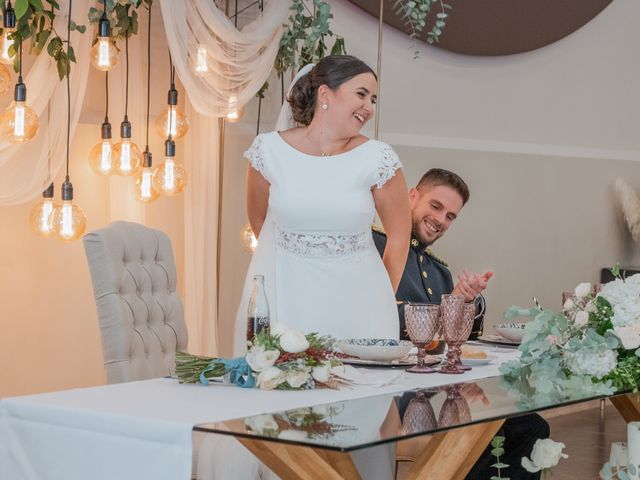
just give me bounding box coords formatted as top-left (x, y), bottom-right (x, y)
top-left (490, 435), bottom-right (510, 480)
top-left (1, 0), bottom-right (85, 79)
top-left (275, 0), bottom-right (345, 78)
top-left (87, 0), bottom-right (151, 41)
top-left (393, 0), bottom-right (451, 57)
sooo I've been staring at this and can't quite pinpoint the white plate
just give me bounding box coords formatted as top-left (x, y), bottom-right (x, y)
top-left (337, 340), bottom-right (413, 362)
top-left (460, 355), bottom-right (496, 366)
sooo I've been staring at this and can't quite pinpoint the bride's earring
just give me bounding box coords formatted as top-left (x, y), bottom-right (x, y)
top-left (321, 103), bottom-right (328, 110)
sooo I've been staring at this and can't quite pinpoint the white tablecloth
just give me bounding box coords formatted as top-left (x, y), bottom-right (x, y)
top-left (0, 348), bottom-right (518, 480)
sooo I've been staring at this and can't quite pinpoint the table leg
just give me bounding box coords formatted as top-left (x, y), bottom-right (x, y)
top-left (237, 437), bottom-right (361, 480)
top-left (405, 419), bottom-right (504, 480)
top-left (611, 394), bottom-right (640, 423)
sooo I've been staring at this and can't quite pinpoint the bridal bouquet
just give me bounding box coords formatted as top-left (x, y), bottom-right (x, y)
top-left (500, 268), bottom-right (640, 403)
top-left (175, 324), bottom-right (344, 390)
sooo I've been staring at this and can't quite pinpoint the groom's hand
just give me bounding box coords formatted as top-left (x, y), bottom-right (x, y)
top-left (452, 270), bottom-right (493, 302)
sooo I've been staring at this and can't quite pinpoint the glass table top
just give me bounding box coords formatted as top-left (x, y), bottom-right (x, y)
top-left (194, 375), bottom-right (623, 452)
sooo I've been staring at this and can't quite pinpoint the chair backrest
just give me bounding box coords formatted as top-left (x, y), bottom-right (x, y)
top-left (83, 221), bottom-right (188, 384)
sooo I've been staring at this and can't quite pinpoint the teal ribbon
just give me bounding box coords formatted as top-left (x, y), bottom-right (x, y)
top-left (199, 357), bottom-right (256, 388)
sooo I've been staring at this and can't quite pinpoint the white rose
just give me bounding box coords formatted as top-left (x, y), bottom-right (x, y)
top-left (277, 430), bottom-right (308, 441)
top-left (279, 329), bottom-right (309, 353)
top-left (521, 438), bottom-right (568, 473)
top-left (574, 310), bottom-right (589, 327)
top-left (286, 369), bottom-right (310, 388)
top-left (245, 414), bottom-right (278, 433)
top-left (574, 282), bottom-right (592, 299)
top-left (246, 346), bottom-right (280, 372)
top-left (256, 366), bottom-right (285, 390)
top-left (312, 362), bottom-right (331, 383)
top-left (584, 300), bottom-right (597, 313)
top-left (563, 298), bottom-right (575, 311)
top-left (270, 322), bottom-right (288, 337)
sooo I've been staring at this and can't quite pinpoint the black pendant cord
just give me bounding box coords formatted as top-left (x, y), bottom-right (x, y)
top-left (124, 34), bottom-right (129, 120)
top-left (144, 2), bottom-right (151, 152)
top-left (18, 40), bottom-right (22, 79)
top-left (65, 0), bottom-right (72, 180)
top-left (167, 51), bottom-right (174, 141)
top-left (104, 71), bottom-right (109, 123)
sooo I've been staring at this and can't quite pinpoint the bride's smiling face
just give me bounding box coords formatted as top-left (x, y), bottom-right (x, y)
top-left (319, 73), bottom-right (377, 135)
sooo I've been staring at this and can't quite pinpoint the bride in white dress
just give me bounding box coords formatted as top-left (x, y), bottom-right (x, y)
top-left (233, 55), bottom-right (410, 356)
top-left (207, 55), bottom-right (409, 480)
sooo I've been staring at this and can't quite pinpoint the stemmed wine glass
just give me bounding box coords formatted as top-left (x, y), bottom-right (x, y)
top-left (405, 303), bottom-right (441, 374)
top-left (452, 302), bottom-right (477, 372)
top-left (439, 294), bottom-right (466, 374)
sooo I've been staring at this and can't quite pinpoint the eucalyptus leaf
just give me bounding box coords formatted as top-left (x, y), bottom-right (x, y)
top-left (15, 0), bottom-right (29, 19)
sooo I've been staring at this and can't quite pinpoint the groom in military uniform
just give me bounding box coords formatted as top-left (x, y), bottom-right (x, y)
top-left (372, 168), bottom-right (492, 339)
top-left (375, 168), bottom-right (549, 480)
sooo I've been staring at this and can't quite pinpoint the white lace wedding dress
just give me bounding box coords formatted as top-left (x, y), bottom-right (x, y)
top-left (233, 131), bottom-right (402, 355)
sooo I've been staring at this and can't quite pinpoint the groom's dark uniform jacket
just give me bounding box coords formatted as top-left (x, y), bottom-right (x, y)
top-left (375, 225), bottom-right (549, 480)
top-left (371, 225), bottom-right (484, 340)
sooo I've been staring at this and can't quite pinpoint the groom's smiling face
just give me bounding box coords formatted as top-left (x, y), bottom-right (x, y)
top-left (409, 184), bottom-right (464, 246)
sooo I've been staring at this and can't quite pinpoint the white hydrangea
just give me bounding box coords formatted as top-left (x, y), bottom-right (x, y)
top-left (564, 349), bottom-right (617, 379)
top-left (600, 274), bottom-right (640, 327)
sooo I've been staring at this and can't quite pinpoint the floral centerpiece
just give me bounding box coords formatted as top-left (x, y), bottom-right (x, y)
top-left (500, 268), bottom-right (640, 406)
top-left (175, 323), bottom-right (344, 390)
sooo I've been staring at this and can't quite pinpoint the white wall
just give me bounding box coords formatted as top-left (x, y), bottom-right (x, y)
top-left (218, 0), bottom-right (640, 350)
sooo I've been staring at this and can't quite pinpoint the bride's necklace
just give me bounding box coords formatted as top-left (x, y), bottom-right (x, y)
top-left (305, 132), bottom-right (352, 157)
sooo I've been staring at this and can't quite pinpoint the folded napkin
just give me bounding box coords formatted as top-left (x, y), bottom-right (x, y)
top-left (331, 365), bottom-right (404, 387)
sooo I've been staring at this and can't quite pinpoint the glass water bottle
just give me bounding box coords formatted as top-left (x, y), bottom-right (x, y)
top-left (247, 274), bottom-right (270, 341)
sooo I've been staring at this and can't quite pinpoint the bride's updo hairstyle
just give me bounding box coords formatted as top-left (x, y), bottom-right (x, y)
top-left (288, 55), bottom-right (376, 126)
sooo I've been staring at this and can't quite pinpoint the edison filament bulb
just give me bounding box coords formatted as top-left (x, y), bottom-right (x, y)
top-left (134, 151), bottom-right (159, 203)
top-left (194, 45), bottom-right (208, 76)
top-left (29, 184), bottom-right (58, 238)
top-left (0, 79), bottom-right (39, 143)
top-left (152, 139), bottom-right (187, 196)
top-left (89, 121), bottom-right (114, 175)
top-left (112, 118), bottom-right (142, 176)
top-left (49, 181), bottom-right (87, 242)
top-left (90, 11), bottom-right (118, 71)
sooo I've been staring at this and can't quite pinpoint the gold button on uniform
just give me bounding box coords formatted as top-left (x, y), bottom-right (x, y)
top-left (411, 239), bottom-right (419, 247)
top-left (427, 287), bottom-right (433, 295)
top-left (419, 255), bottom-right (423, 262)
top-left (422, 271), bottom-right (428, 278)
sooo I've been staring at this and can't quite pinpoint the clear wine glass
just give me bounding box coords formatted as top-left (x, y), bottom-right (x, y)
top-left (404, 303), bottom-right (441, 374)
top-left (439, 294), bottom-right (466, 374)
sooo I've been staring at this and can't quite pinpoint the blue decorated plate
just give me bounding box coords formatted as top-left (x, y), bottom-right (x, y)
top-left (337, 339), bottom-right (413, 362)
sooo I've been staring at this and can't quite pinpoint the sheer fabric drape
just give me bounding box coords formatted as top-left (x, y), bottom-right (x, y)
top-left (0, 0), bottom-right (91, 205)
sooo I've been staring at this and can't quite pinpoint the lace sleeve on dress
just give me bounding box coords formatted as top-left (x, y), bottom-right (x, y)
top-left (244, 134), bottom-right (269, 181)
top-left (373, 143), bottom-right (403, 189)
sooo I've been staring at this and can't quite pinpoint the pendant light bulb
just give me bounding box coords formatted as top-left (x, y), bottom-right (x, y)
top-left (49, 180), bottom-right (87, 242)
top-left (152, 138), bottom-right (187, 196)
top-left (0, 79), bottom-right (39, 143)
top-left (225, 95), bottom-right (244, 123)
top-left (0, 33), bottom-right (13, 64)
top-left (154, 86), bottom-right (188, 139)
top-left (112, 117), bottom-right (142, 176)
top-left (240, 223), bottom-right (258, 253)
top-left (0, 63), bottom-right (10, 94)
top-left (90, 12), bottom-right (118, 71)
top-left (134, 150), bottom-right (159, 203)
top-left (194, 45), bottom-right (208, 76)
top-left (89, 120), bottom-right (114, 175)
top-left (0, 0), bottom-right (16, 64)
top-left (29, 183), bottom-right (59, 238)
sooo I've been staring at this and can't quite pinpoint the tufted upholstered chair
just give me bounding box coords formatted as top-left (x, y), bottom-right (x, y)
top-left (83, 221), bottom-right (188, 384)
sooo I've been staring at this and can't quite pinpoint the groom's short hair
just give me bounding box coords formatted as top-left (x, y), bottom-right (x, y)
top-left (416, 168), bottom-right (470, 205)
